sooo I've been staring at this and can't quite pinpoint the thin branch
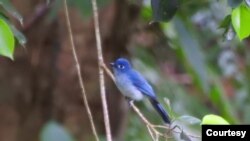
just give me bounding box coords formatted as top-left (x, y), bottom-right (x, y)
top-left (101, 63), bottom-right (115, 81)
top-left (102, 63), bottom-right (201, 140)
top-left (130, 101), bottom-right (165, 137)
top-left (63, 1), bottom-right (99, 141)
top-left (90, 0), bottom-right (112, 141)
top-left (155, 133), bottom-right (159, 141)
top-left (23, 0), bottom-right (55, 31)
top-left (147, 125), bottom-right (156, 141)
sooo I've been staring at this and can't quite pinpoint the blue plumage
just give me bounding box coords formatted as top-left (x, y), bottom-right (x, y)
top-left (111, 58), bottom-right (171, 124)
top-left (128, 70), bottom-right (156, 98)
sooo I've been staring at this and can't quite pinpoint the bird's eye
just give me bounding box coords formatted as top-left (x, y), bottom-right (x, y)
top-left (118, 65), bottom-right (125, 69)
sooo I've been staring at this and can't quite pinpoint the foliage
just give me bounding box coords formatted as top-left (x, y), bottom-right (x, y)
top-left (201, 114), bottom-right (229, 125)
top-left (231, 3), bottom-right (250, 40)
top-left (0, 0), bottom-right (26, 59)
top-left (150, 0), bottom-right (250, 40)
top-left (0, 0), bottom-right (23, 24)
top-left (0, 18), bottom-right (14, 59)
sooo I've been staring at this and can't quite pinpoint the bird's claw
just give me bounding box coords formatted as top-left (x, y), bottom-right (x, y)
top-left (125, 97), bottom-right (134, 107)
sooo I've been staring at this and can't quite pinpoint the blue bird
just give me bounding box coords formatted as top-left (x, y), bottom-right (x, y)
top-left (111, 58), bottom-right (171, 124)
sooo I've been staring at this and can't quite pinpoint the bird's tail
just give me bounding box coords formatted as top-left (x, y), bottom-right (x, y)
top-left (149, 98), bottom-right (171, 124)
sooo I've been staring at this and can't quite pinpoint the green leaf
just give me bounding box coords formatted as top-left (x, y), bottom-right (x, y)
top-left (219, 15), bottom-right (235, 40)
top-left (40, 120), bottom-right (75, 141)
top-left (151, 0), bottom-right (179, 22)
top-left (201, 114), bottom-right (230, 125)
top-left (0, 18), bottom-right (14, 59)
top-left (9, 24), bottom-right (27, 46)
top-left (0, 0), bottom-right (23, 25)
top-left (0, 14), bottom-right (26, 47)
top-left (219, 15), bottom-right (231, 29)
top-left (232, 4), bottom-right (250, 40)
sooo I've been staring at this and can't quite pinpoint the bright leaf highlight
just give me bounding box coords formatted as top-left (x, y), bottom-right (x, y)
top-left (232, 3), bottom-right (250, 40)
top-left (0, 19), bottom-right (15, 60)
top-left (201, 114), bottom-right (230, 125)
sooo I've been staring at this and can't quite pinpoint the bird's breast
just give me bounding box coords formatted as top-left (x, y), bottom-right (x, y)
top-left (114, 73), bottom-right (143, 101)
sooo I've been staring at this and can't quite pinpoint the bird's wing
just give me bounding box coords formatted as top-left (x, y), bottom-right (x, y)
top-left (128, 70), bottom-right (156, 98)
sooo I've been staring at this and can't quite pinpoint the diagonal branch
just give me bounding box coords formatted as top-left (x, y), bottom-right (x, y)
top-left (90, 0), bottom-right (112, 141)
top-left (101, 63), bottom-right (201, 140)
top-left (63, 1), bottom-right (99, 141)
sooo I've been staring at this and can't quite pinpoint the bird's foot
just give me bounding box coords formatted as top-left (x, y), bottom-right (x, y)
top-left (125, 97), bottom-right (134, 107)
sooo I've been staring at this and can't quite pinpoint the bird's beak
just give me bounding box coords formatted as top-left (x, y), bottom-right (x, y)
top-left (110, 62), bottom-right (115, 67)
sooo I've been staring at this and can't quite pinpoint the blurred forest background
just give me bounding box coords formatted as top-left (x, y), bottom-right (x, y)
top-left (0, 0), bottom-right (250, 141)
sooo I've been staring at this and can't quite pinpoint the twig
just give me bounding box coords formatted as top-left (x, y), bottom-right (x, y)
top-left (147, 125), bottom-right (156, 141)
top-left (101, 63), bottom-right (115, 81)
top-left (90, 0), bottom-right (112, 141)
top-left (102, 63), bottom-right (201, 140)
top-left (23, 0), bottom-right (55, 31)
top-left (63, 1), bottom-right (99, 141)
top-left (130, 101), bottom-right (165, 137)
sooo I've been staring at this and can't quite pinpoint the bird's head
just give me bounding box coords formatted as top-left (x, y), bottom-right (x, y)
top-left (110, 58), bottom-right (132, 72)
